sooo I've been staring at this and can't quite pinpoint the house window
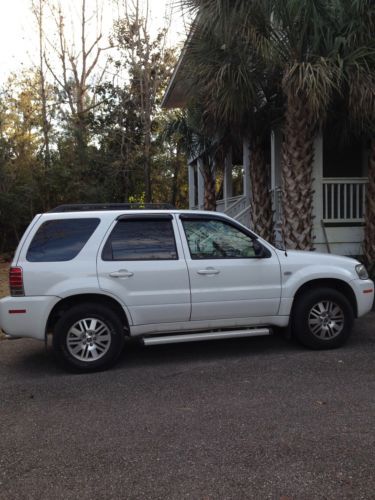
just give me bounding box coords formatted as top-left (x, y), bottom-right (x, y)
top-left (323, 134), bottom-right (363, 177)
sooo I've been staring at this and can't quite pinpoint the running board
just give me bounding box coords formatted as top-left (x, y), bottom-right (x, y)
top-left (3, 334), bottom-right (21, 340)
top-left (143, 328), bottom-right (271, 346)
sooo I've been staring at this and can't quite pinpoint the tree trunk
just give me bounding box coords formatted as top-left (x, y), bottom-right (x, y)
top-left (249, 137), bottom-right (274, 242)
top-left (35, 0), bottom-right (51, 209)
top-left (170, 146), bottom-right (180, 207)
top-left (201, 160), bottom-right (216, 211)
top-left (144, 130), bottom-right (152, 203)
top-left (76, 92), bottom-right (89, 175)
top-left (281, 92), bottom-right (315, 250)
top-left (363, 138), bottom-right (375, 271)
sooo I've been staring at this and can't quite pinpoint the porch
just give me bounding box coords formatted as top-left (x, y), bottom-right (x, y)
top-left (187, 132), bottom-right (368, 256)
top-left (213, 176), bottom-right (368, 255)
top-left (272, 177), bottom-right (368, 255)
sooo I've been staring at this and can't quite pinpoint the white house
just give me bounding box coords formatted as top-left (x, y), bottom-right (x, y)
top-left (162, 46), bottom-right (369, 256)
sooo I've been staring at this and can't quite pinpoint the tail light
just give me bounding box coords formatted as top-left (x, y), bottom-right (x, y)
top-left (9, 267), bottom-right (25, 296)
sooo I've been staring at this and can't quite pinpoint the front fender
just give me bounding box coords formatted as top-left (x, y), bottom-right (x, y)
top-left (278, 266), bottom-right (356, 316)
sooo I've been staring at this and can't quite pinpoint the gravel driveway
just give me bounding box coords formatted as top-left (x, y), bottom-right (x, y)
top-left (1, 314), bottom-right (374, 500)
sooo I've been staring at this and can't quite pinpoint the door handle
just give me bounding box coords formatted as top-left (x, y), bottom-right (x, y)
top-left (197, 268), bottom-right (220, 276)
top-left (109, 270), bottom-right (134, 278)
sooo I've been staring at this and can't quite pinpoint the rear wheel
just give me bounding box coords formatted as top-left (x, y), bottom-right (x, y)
top-left (292, 288), bottom-right (354, 349)
top-left (53, 303), bottom-right (125, 371)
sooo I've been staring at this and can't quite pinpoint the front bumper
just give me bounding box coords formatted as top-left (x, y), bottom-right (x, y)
top-left (350, 279), bottom-right (374, 317)
top-left (0, 295), bottom-right (60, 341)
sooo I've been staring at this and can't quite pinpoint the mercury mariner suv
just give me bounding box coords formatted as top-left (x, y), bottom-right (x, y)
top-left (0, 204), bottom-right (373, 371)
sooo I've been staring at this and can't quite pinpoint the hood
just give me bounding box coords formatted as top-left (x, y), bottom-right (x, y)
top-left (274, 248), bottom-right (361, 279)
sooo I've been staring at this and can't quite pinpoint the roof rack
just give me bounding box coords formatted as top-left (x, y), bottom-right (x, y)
top-left (49, 203), bottom-right (174, 213)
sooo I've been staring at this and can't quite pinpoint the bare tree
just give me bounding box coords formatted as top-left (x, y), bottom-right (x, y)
top-left (43, 0), bottom-right (110, 171)
top-left (115, 0), bottom-right (173, 202)
top-left (32, 0), bottom-right (51, 182)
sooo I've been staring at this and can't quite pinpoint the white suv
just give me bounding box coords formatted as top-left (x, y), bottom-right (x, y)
top-left (0, 204), bottom-right (373, 371)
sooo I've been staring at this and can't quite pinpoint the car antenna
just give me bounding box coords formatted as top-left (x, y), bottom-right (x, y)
top-left (281, 224), bottom-right (288, 257)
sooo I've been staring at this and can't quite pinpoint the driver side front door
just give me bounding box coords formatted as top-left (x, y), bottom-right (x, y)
top-left (178, 215), bottom-right (282, 321)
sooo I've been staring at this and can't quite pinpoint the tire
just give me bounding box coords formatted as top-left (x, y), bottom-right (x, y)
top-left (53, 303), bottom-right (125, 372)
top-left (292, 288), bottom-right (354, 350)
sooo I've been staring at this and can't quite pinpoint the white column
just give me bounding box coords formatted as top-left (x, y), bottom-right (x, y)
top-left (312, 131), bottom-right (324, 229)
top-left (188, 163), bottom-right (195, 209)
top-left (271, 129), bottom-right (283, 243)
top-left (197, 158), bottom-right (205, 210)
top-left (223, 149), bottom-right (233, 209)
top-left (243, 138), bottom-right (251, 204)
top-left (271, 129), bottom-right (282, 190)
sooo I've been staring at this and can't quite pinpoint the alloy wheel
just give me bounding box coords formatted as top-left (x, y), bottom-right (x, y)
top-left (307, 301), bottom-right (345, 340)
top-left (66, 317), bottom-right (111, 362)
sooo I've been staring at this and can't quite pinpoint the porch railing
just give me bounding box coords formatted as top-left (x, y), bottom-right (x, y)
top-left (323, 177), bottom-right (368, 222)
top-left (216, 195), bottom-right (247, 216)
top-left (272, 178), bottom-right (368, 224)
top-left (216, 195), bottom-right (251, 227)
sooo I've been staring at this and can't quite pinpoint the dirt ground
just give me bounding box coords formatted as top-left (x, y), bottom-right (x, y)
top-left (0, 260), bottom-right (10, 338)
top-left (0, 261), bottom-right (9, 298)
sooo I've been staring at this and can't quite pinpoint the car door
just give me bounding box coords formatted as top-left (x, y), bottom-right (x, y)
top-left (177, 214), bottom-right (282, 321)
top-left (97, 214), bottom-right (191, 326)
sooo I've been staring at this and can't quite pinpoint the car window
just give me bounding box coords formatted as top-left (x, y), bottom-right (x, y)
top-left (102, 219), bottom-right (178, 261)
top-left (182, 219), bottom-right (257, 259)
top-left (26, 218), bottom-right (100, 262)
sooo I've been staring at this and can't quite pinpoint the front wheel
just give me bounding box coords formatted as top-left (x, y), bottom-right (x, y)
top-left (53, 303), bottom-right (125, 371)
top-left (292, 288), bottom-right (354, 349)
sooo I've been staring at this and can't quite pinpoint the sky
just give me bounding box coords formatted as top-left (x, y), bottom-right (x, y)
top-left (0, 0), bottom-right (190, 84)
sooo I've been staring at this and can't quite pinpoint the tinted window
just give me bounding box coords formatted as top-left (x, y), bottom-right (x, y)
top-left (27, 218), bottom-right (100, 262)
top-left (182, 219), bottom-right (256, 259)
top-left (102, 219), bottom-right (178, 261)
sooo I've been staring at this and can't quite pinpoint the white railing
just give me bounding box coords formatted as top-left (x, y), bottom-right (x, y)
top-left (323, 177), bottom-right (368, 222)
top-left (233, 205), bottom-right (252, 227)
top-left (216, 195), bottom-right (251, 228)
top-left (216, 195), bottom-right (247, 217)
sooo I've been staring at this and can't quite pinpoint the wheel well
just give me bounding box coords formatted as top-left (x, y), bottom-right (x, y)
top-left (293, 279), bottom-right (358, 317)
top-left (46, 294), bottom-right (130, 335)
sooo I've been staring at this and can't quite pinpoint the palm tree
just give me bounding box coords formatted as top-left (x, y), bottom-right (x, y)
top-left (176, 1), bottom-right (280, 240)
top-left (248, 0), bottom-right (344, 250)
top-left (331, 0), bottom-right (375, 269)
top-left (179, 0), bottom-right (339, 248)
top-left (179, 0), bottom-right (374, 254)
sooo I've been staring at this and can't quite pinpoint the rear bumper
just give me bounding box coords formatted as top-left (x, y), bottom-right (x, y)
top-left (0, 295), bottom-right (60, 341)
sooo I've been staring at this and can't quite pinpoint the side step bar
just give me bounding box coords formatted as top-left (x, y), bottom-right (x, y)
top-left (143, 328), bottom-right (271, 346)
top-left (3, 334), bottom-right (21, 340)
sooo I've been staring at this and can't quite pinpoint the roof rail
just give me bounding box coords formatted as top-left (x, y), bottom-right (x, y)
top-left (49, 203), bottom-right (174, 213)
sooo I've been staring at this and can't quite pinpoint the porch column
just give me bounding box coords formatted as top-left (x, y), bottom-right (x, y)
top-left (270, 129), bottom-right (282, 191)
top-left (188, 163), bottom-right (195, 209)
top-left (223, 149), bottom-right (233, 209)
top-left (243, 138), bottom-right (251, 204)
top-left (197, 158), bottom-right (205, 210)
top-left (312, 131), bottom-right (324, 248)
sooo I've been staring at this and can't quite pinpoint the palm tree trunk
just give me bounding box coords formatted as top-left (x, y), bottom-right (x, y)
top-left (281, 92), bottom-right (315, 250)
top-left (203, 164), bottom-right (216, 211)
top-left (197, 153), bottom-right (216, 211)
top-left (249, 137), bottom-right (274, 242)
top-left (363, 138), bottom-right (375, 271)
